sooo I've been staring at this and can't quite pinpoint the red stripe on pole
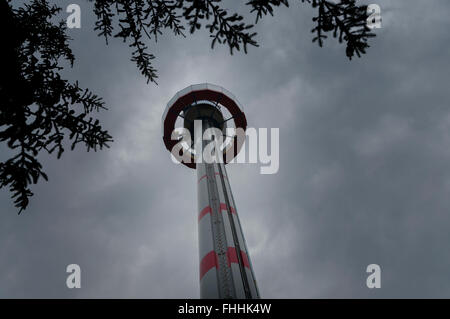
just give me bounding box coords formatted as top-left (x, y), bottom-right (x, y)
top-left (198, 204), bottom-right (236, 222)
top-left (240, 250), bottom-right (250, 268)
top-left (198, 206), bottom-right (212, 221)
top-left (226, 247), bottom-right (237, 267)
top-left (200, 251), bottom-right (218, 280)
top-left (220, 203), bottom-right (236, 214)
top-left (226, 247), bottom-right (250, 268)
top-left (198, 174), bottom-right (207, 183)
top-left (215, 172), bottom-right (227, 179)
top-left (198, 173), bottom-right (227, 183)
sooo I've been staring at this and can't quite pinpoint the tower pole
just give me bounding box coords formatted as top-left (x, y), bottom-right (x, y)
top-left (162, 84), bottom-right (259, 299)
top-left (197, 120), bottom-right (260, 299)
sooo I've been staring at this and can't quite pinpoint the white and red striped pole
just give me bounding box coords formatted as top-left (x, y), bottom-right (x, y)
top-left (162, 84), bottom-right (260, 299)
top-left (196, 122), bottom-right (259, 299)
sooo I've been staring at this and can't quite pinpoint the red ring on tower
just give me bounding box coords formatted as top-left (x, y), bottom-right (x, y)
top-left (162, 83), bottom-right (247, 169)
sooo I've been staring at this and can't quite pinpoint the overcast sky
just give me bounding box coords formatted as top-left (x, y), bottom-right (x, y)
top-left (2, 0), bottom-right (450, 298)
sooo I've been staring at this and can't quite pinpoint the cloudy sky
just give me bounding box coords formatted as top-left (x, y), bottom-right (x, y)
top-left (2, 0), bottom-right (450, 298)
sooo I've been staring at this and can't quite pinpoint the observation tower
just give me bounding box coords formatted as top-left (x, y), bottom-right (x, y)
top-left (162, 84), bottom-right (260, 299)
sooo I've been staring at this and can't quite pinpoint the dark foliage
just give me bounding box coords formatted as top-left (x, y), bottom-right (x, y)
top-left (92, 0), bottom-right (375, 83)
top-left (0, 0), bottom-right (375, 213)
top-left (0, 0), bottom-right (112, 213)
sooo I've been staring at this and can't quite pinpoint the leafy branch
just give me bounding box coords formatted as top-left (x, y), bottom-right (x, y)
top-left (91, 0), bottom-right (375, 85)
top-left (0, 0), bottom-right (111, 213)
top-left (1, 0), bottom-right (376, 214)
top-left (247, 0), bottom-right (375, 59)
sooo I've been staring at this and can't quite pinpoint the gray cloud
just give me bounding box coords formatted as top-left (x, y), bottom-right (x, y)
top-left (1, 0), bottom-right (450, 298)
